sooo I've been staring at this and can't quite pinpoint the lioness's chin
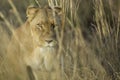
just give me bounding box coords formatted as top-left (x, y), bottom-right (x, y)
top-left (38, 46), bottom-right (57, 58)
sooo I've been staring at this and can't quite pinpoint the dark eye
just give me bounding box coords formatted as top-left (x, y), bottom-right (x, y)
top-left (36, 24), bottom-right (43, 30)
top-left (51, 24), bottom-right (55, 29)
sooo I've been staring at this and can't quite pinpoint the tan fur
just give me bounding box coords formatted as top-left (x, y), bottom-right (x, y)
top-left (7, 6), bottom-right (62, 80)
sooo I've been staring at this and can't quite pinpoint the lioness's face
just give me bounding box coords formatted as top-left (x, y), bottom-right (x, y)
top-left (27, 6), bottom-right (61, 48)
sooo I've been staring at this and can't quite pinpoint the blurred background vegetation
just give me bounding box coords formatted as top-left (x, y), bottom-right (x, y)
top-left (0, 0), bottom-right (120, 80)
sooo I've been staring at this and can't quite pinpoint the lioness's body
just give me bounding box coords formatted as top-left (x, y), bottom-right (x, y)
top-left (7, 6), bottom-right (62, 80)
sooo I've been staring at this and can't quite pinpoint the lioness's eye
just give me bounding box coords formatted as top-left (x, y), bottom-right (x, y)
top-left (36, 24), bottom-right (43, 30)
top-left (51, 24), bottom-right (55, 29)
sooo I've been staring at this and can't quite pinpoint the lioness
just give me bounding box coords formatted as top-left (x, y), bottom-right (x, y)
top-left (7, 6), bottom-right (62, 80)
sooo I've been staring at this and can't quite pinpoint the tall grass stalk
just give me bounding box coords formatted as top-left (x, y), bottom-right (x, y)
top-left (8, 0), bottom-right (23, 25)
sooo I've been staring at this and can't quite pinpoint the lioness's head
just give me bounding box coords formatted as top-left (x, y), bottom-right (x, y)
top-left (26, 6), bottom-right (62, 48)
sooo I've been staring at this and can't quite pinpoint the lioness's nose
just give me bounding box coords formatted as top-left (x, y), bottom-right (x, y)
top-left (45, 39), bottom-right (53, 44)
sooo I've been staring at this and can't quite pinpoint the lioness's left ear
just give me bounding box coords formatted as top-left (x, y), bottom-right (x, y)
top-left (54, 7), bottom-right (62, 15)
top-left (26, 6), bottom-right (39, 21)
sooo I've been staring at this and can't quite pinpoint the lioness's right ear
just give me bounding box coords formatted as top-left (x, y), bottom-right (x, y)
top-left (54, 6), bottom-right (62, 15)
top-left (26, 6), bottom-right (39, 21)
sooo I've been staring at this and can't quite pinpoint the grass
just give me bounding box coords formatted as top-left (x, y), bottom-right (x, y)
top-left (0, 0), bottom-right (120, 80)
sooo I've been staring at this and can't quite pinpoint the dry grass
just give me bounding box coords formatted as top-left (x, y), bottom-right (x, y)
top-left (0, 0), bottom-right (120, 80)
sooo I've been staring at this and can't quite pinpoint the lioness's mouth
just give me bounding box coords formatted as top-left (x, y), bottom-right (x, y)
top-left (45, 45), bottom-right (57, 48)
top-left (45, 43), bottom-right (58, 47)
top-left (38, 44), bottom-right (57, 48)
top-left (37, 40), bottom-right (58, 48)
